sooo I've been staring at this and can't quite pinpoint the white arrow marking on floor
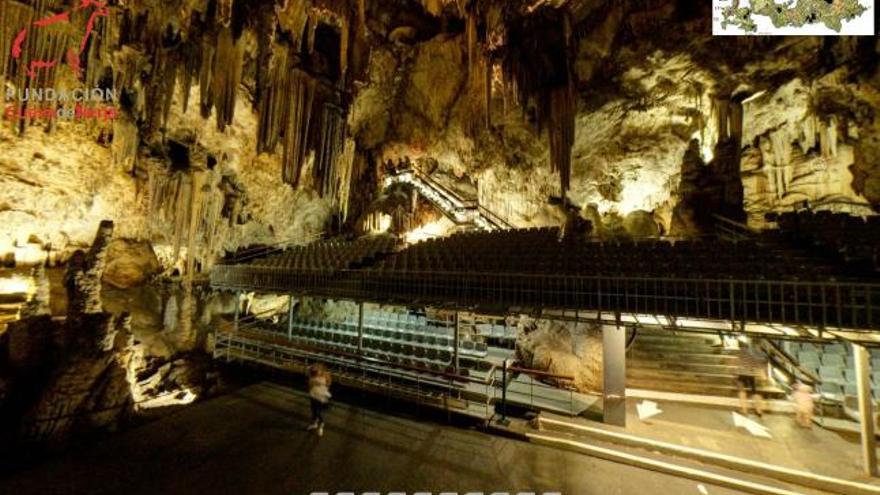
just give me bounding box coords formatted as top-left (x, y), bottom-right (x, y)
top-left (732, 412), bottom-right (772, 439)
top-left (697, 483), bottom-right (709, 495)
top-left (636, 400), bottom-right (663, 421)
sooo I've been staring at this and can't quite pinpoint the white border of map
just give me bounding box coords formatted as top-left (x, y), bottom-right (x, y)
top-left (713, 0), bottom-right (875, 36)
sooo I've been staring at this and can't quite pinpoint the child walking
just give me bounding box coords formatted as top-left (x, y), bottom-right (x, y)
top-left (306, 363), bottom-right (332, 437)
top-left (792, 382), bottom-right (815, 429)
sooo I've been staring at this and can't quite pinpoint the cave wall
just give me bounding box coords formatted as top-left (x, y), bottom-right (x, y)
top-left (0, 0), bottom-right (878, 270)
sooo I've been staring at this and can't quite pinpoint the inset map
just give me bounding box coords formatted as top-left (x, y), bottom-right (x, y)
top-left (713, 0), bottom-right (875, 35)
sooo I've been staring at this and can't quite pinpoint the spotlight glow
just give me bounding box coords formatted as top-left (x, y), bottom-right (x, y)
top-left (0, 275), bottom-right (35, 296)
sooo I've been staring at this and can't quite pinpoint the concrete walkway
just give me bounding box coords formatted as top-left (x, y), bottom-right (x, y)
top-left (546, 398), bottom-right (880, 486)
top-left (0, 382), bottom-right (753, 495)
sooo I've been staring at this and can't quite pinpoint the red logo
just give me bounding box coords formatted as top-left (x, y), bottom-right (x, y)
top-left (11, 0), bottom-right (109, 79)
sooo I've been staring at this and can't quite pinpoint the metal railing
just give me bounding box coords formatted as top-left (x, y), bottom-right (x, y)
top-left (224, 232), bottom-right (326, 265)
top-left (211, 266), bottom-right (880, 331)
top-left (213, 318), bottom-right (585, 420)
top-left (759, 339), bottom-right (821, 387)
top-left (386, 168), bottom-right (514, 230)
top-left (713, 214), bottom-right (756, 242)
top-left (214, 325), bottom-right (496, 420)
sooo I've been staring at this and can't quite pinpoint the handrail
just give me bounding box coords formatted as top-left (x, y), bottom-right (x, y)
top-left (223, 323), bottom-right (494, 386)
top-left (210, 264), bottom-right (880, 331)
top-left (712, 214), bottom-right (755, 233)
top-left (387, 167), bottom-right (514, 230)
top-left (213, 264), bottom-right (880, 287)
top-left (507, 365), bottom-right (574, 381)
top-left (759, 339), bottom-right (821, 387)
top-left (798, 198), bottom-right (878, 211)
top-left (226, 232), bottom-right (325, 264)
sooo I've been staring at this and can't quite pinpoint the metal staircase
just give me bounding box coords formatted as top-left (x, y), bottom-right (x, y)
top-left (384, 167), bottom-right (514, 231)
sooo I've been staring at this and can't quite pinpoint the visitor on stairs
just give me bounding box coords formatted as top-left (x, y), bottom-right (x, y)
top-left (306, 363), bottom-right (332, 437)
top-left (791, 382), bottom-right (817, 429)
top-left (736, 343), bottom-right (767, 417)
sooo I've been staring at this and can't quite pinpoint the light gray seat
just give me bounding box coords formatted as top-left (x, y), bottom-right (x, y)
top-left (822, 354), bottom-right (845, 367)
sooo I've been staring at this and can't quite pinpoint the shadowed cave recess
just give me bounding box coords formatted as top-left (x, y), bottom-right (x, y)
top-left (0, 0), bottom-right (878, 482)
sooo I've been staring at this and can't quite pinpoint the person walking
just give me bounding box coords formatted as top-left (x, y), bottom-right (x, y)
top-left (792, 382), bottom-right (816, 429)
top-left (306, 363), bottom-right (332, 437)
top-left (736, 342), bottom-right (767, 417)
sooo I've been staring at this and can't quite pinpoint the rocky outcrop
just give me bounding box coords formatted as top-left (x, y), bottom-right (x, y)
top-left (64, 220), bottom-right (114, 318)
top-left (102, 239), bottom-right (161, 289)
top-left (516, 318), bottom-right (603, 393)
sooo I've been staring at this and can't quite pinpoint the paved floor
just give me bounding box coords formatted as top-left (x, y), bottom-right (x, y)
top-left (0, 382), bottom-right (752, 495)
top-left (552, 398), bottom-right (880, 485)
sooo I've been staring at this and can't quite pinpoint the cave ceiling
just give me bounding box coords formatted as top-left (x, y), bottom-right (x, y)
top-left (0, 0), bottom-right (877, 266)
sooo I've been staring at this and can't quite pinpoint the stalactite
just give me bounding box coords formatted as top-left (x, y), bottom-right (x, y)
top-left (212, 26), bottom-right (243, 132)
top-left (339, 16), bottom-right (349, 84)
top-left (466, 13), bottom-right (477, 78)
top-left (199, 35), bottom-right (216, 120)
top-left (730, 100), bottom-right (743, 145)
top-left (0, 0), bottom-right (7, 92)
top-left (485, 59), bottom-right (492, 129)
top-left (283, 68), bottom-right (316, 186)
top-left (331, 138), bottom-right (356, 221)
top-left (112, 114), bottom-right (139, 171)
top-left (315, 103), bottom-right (345, 196)
top-left (186, 170), bottom-right (206, 279)
top-left (714, 97), bottom-right (731, 139)
top-left (217, 0), bottom-right (234, 27)
top-left (770, 129), bottom-right (792, 168)
top-left (257, 43), bottom-right (291, 154)
top-left (358, 0), bottom-right (367, 35)
top-left (827, 116), bottom-right (838, 157)
top-left (424, 0), bottom-right (444, 16)
top-left (548, 81), bottom-right (575, 193)
top-left (801, 115), bottom-right (817, 153)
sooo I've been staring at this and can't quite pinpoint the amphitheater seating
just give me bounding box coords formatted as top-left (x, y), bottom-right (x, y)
top-left (246, 236), bottom-right (396, 272)
top-left (790, 342), bottom-right (880, 400)
top-left (369, 227), bottom-right (850, 282)
top-left (250, 307), bottom-right (490, 373)
top-left (775, 211), bottom-right (880, 274)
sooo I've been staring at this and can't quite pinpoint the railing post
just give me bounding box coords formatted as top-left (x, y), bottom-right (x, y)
top-left (853, 343), bottom-right (878, 477)
top-left (499, 359), bottom-right (509, 425)
top-left (603, 323), bottom-right (627, 427)
top-left (453, 311), bottom-right (460, 373)
top-left (357, 301), bottom-right (364, 358)
top-left (233, 290), bottom-right (240, 332)
top-left (287, 294), bottom-right (294, 340)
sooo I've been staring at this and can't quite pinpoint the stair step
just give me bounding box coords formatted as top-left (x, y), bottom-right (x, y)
top-left (634, 333), bottom-right (720, 345)
top-left (627, 378), bottom-right (785, 398)
top-left (628, 360), bottom-right (743, 375)
top-left (626, 368), bottom-right (742, 386)
top-left (630, 342), bottom-right (736, 354)
top-left (628, 350), bottom-right (741, 364)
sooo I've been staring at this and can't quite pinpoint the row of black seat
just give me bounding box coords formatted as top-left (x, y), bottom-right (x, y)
top-left (246, 236), bottom-right (397, 271)
top-left (369, 229), bottom-right (848, 281)
top-left (775, 211), bottom-right (880, 273)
